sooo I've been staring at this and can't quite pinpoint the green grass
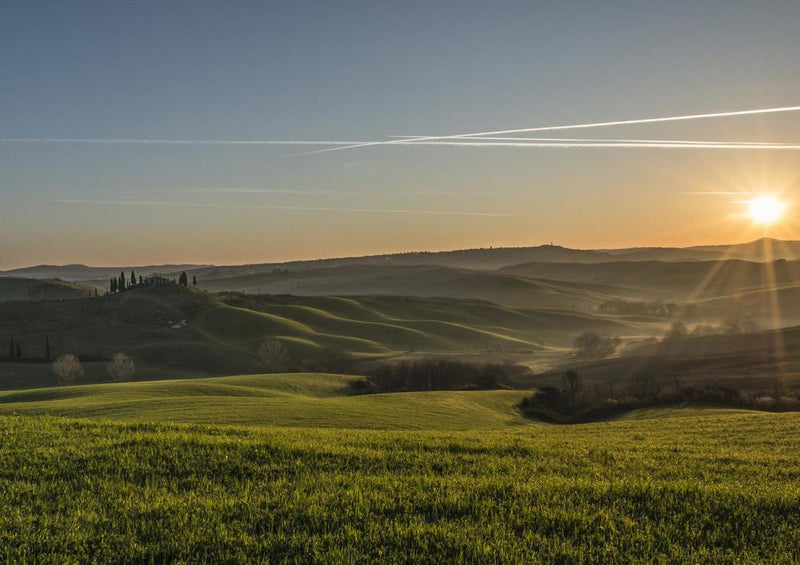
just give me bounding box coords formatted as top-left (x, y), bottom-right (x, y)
top-left (0, 373), bottom-right (531, 429)
top-left (1, 409), bottom-right (799, 562)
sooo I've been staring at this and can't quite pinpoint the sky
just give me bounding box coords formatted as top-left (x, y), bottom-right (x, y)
top-left (3, 0), bottom-right (800, 269)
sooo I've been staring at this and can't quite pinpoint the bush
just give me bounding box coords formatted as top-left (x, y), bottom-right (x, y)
top-left (573, 333), bottom-right (621, 360)
top-left (107, 353), bottom-right (136, 382)
top-left (348, 378), bottom-right (378, 395)
top-left (368, 359), bottom-right (528, 393)
top-left (52, 354), bottom-right (84, 385)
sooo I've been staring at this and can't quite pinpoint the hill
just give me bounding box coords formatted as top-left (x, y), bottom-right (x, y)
top-left (0, 287), bottom-right (645, 389)
top-left (500, 258), bottom-right (800, 302)
top-left (0, 263), bottom-right (207, 282)
top-left (194, 264), bottom-right (640, 310)
top-left (0, 277), bottom-right (94, 301)
top-left (530, 323), bottom-right (800, 393)
top-left (0, 373), bottom-right (531, 429)
top-left (8, 238), bottom-right (800, 286)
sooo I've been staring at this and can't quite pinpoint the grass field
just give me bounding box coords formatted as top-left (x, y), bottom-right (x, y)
top-left (0, 373), bottom-right (531, 429)
top-left (1, 408), bottom-right (798, 563)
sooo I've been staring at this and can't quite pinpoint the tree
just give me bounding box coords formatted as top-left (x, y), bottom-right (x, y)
top-left (192, 275), bottom-right (197, 286)
top-left (572, 332), bottom-right (621, 360)
top-left (119, 271), bottom-right (126, 292)
top-left (139, 275), bottom-right (143, 285)
top-left (561, 369), bottom-right (583, 417)
top-left (130, 270), bottom-right (136, 287)
top-left (663, 320), bottom-right (688, 341)
top-left (179, 272), bottom-right (188, 287)
top-left (107, 353), bottom-right (135, 382)
top-left (52, 354), bottom-right (84, 385)
top-left (45, 335), bottom-right (51, 360)
top-left (110, 278), bottom-right (117, 294)
top-left (257, 340), bottom-right (291, 372)
top-left (722, 315), bottom-right (758, 336)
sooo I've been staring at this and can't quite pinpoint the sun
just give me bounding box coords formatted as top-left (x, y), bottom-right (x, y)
top-left (746, 195), bottom-right (785, 225)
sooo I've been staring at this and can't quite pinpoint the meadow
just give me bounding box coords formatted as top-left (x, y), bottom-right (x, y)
top-left (1, 408), bottom-right (799, 563)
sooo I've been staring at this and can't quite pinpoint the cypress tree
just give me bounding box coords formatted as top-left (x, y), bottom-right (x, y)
top-left (119, 271), bottom-right (126, 292)
top-left (179, 272), bottom-right (188, 287)
top-left (130, 270), bottom-right (136, 286)
top-left (192, 275), bottom-right (197, 286)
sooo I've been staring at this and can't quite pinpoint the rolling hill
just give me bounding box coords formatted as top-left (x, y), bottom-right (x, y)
top-left (193, 264), bottom-right (641, 310)
top-left (0, 286), bottom-right (648, 389)
top-left (0, 372), bottom-right (531, 429)
top-left (8, 238), bottom-right (800, 285)
top-left (0, 277), bottom-right (95, 301)
top-left (500, 258), bottom-right (800, 301)
top-left (529, 323), bottom-right (800, 392)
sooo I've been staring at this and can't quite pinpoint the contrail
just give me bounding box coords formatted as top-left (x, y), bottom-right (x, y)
top-left (5, 136), bottom-right (800, 151)
top-left (390, 135), bottom-right (790, 146)
top-left (43, 199), bottom-right (512, 217)
top-left (288, 104), bottom-right (800, 157)
top-left (352, 141), bottom-right (800, 149)
top-left (0, 137), bottom-right (369, 146)
top-left (181, 188), bottom-right (453, 195)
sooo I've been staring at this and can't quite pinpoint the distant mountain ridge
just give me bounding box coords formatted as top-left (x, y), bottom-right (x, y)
top-left (0, 263), bottom-right (209, 282)
top-left (4, 238), bottom-right (800, 282)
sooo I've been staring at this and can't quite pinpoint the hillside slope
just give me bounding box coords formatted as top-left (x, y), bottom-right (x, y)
top-left (0, 373), bottom-right (531, 429)
top-left (0, 287), bottom-right (646, 389)
top-left (195, 264), bottom-right (640, 310)
top-left (0, 277), bottom-right (94, 301)
top-left (501, 259), bottom-right (800, 304)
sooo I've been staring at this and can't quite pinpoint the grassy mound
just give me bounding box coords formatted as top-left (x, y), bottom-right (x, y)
top-left (0, 373), bottom-right (530, 429)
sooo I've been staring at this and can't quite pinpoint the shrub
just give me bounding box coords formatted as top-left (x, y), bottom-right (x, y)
top-left (107, 353), bottom-right (136, 382)
top-left (572, 333), bottom-right (621, 360)
top-left (52, 354), bottom-right (84, 385)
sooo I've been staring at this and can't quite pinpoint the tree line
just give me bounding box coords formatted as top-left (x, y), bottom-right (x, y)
top-left (4, 335), bottom-right (51, 361)
top-left (108, 271), bottom-right (197, 294)
top-left (363, 359), bottom-right (532, 393)
top-left (521, 368), bottom-right (800, 424)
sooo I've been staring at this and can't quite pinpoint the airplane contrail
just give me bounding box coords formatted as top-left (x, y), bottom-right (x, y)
top-left (0, 137), bottom-right (368, 146)
top-left (181, 188), bottom-right (453, 195)
top-left (352, 141), bottom-right (800, 149)
top-left (288, 104), bottom-right (800, 157)
top-left (44, 199), bottom-right (513, 217)
top-left (390, 135), bottom-right (790, 146)
top-left (4, 136), bottom-right (800, 151)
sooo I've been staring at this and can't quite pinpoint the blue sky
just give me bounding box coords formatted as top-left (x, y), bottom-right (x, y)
top-left (3, 0), bottom-right (800, 268)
